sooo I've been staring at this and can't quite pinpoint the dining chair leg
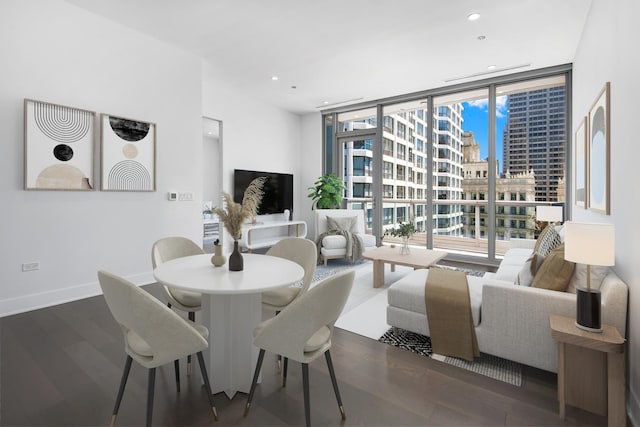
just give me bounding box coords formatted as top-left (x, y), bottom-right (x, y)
top-left (187, 311), bottom-right (195, 376)
top-left (109, 355), bottom-right (133, 427)
top-left (244, 348), bottom-right (265, 416)
top-left (196, 351), bottom-right (218, 420)
top-left (146, 368), bottom-right (156, 427)
top-left (173, 359), bottom-right (180, 392)
top-left (302, 363), bottom-right (311, 427)
top-left (282, 357), bottom-right (288, 387)
top-left (275, 310), bottom-right (282, 372)
top-left (325, 350), bottom-right (346, 419)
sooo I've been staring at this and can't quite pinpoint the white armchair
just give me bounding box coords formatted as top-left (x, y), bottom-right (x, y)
top-left (315, 209), bottom-right (377, 265)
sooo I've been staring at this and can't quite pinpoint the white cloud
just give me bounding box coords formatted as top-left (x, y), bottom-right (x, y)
top-left (466, 96), bottom-right (508, 118)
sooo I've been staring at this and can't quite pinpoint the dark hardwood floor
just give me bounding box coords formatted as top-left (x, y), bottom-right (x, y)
top-left (1, 283), bottom-right (607, 426)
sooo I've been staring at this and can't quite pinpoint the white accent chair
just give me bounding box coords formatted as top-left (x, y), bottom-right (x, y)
top-left (97, 271), bottom-right (217, 427)
top-left (315, 209), bottom-right (377, 265)
top-left (151, 236), bottom-right (203, 381)
top-left (244, 269), bottom-right (355, 427)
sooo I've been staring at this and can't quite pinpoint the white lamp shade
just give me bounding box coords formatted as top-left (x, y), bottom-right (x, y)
top-left (564, 221), bottom-right (615, 266)
top-left (536, 206), bottom-right (563, 222)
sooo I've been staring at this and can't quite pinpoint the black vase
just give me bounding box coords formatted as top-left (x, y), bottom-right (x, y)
top-left (576, 287), bottom-right (602, 332)
top-left (229, 240), bottom-right (243, 271)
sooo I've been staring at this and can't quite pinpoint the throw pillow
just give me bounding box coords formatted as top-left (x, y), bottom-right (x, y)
top-left (531, 244), bottom-right (575, 292)
top-left (327, 216), bottom-right (357, 233)
top-left (533, 224), bottom-right (562, 257)
top-left (566, 264), bottom-right (610, 294)
top-left (515, 253), bottom-right (545, 286)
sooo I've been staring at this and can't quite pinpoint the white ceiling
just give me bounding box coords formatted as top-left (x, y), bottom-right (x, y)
top-left (65, 0), bottom-right (592, 114)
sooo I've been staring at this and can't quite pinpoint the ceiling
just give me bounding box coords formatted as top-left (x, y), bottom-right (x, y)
top-left (65, 0), bottom-right (592, 114)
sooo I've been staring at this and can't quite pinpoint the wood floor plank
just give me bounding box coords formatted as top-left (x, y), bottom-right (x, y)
top-left (1, 288), bottom-right (609, 426)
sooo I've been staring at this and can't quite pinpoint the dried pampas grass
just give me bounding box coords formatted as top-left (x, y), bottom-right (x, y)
top-left (214, 177), bottom-right (266, 240)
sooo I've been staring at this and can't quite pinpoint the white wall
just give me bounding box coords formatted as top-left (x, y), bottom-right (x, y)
top-left (201, 63), bottom-right (307, 247)
top-left (0, 1), bottom-right (204, 315)
top-left (572, 0), bottom-right (640, 422)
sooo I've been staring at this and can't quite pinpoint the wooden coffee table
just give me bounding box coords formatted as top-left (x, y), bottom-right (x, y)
top-left (362, 245), bottom-right (448, 288)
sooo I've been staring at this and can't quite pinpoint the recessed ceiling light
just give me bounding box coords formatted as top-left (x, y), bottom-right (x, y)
top-left (467, 12), bottom-right (480, 21)
top-left (207, 131), bottom-right (213, 135)
top-left (271, 76), bottom-right (278, 81)
top-left (323, 101), bottom-right (329, 105)
top-left (487, 64), bottom-right (497, 70)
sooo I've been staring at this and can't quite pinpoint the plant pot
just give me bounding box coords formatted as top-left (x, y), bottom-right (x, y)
top-left (229, 240), bottom-right (243, 271)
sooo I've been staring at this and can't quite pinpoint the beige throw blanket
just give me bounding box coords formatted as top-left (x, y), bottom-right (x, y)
top-left (425, 268), bottom-right (479, 362)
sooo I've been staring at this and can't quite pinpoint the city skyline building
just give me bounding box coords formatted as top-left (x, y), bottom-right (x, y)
top-left (502, 86), bottom-right (567, 201)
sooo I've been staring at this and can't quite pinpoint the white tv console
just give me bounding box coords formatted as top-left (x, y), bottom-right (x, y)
top-left (239, 219), bottom-right (307, 251)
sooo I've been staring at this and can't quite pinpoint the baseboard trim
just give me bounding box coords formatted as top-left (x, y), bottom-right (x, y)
top-left (0, 272), bottom-right (155, 318)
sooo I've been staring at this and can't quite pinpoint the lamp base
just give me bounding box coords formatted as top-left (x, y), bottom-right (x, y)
top-left (576, 287), bottom-right (602, 333)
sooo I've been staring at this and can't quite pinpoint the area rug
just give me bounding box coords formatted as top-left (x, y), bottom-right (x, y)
top-left (378, 328), bottom-right (522, 386)
top-left (310, 259), bottom-right (367, 284)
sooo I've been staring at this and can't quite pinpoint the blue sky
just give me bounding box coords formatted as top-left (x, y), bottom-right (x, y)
top-left (461, 96), bottom-right (508, 172)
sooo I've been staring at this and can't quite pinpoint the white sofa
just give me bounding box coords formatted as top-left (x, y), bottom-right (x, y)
top-left (386, 238), bottom-right (629, 373)
top-left (315, 209), bottom-right (377, 265)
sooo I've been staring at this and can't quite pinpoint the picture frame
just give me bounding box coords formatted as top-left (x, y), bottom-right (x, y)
top-left (24, 99), bottom-right (96, 191)
top-left (574, 116), bottom-right (587, 209)
top-left (101, 113), bottom-right (156, 191)
top-left (587, 82), bottom-right (610, 215)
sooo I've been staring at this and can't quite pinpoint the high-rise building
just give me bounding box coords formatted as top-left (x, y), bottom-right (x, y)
top-left (342, 105), bottom-right (465, 236)
top-left (502, 86), bottom-right (566, 201)
top-left (462, 131), bottom-right (536, 240)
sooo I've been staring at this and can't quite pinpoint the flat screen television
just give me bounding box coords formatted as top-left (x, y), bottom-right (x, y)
top-left (233, 169), bottom-right (293, 216)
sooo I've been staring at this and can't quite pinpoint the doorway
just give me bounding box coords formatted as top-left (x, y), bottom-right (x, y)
top-left (202, 117), bottom-right (222, 252)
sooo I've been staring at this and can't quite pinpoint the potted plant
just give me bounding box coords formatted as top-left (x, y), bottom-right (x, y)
top-left (307, 173), bottom-right (347, 209)
top-left (384, 221), bottom-right (417, 254)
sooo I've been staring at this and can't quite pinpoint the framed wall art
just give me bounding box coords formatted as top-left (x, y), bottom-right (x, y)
top-left (24, 99), bottom-right (96, 190)
top-left (574, 116), bottom-right (587, 209)
top-left (101, 114), bottom-right (156, 191)
top-left (587, 82), bottom-right (610, 215)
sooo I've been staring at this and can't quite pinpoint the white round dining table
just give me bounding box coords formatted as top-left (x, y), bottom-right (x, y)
top-left (153, 253), bottom-right (304, 398)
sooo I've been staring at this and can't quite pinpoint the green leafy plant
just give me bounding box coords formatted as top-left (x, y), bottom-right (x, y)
top-left (307, 173), bottom-right (347, 209)
top-left (384, 221), bottom-right (417, 238)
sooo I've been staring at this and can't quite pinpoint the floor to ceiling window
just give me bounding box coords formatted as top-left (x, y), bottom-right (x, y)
top-left (323, 66), bottom-right (570, 264)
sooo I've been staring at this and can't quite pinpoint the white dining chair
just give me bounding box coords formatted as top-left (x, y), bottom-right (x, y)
top-left (262, 237), bottom-right (317, 312)
top-left (245, 269), bottom-right (355, 427)
top-left (97, 270), bottom-right (217, 427)
top-left (151, 236), bottom-right (203, 384)
top-left (262, 237), bottom-right (317, 372)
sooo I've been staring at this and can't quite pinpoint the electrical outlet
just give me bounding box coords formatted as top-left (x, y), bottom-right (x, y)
top-left (178, 192), bottom-right (194, 201)
top-left (22, 262), bottom-right (39, 272)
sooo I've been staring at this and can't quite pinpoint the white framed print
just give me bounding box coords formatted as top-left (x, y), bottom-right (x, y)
top-left (101, 114), bottom-right (156, 191)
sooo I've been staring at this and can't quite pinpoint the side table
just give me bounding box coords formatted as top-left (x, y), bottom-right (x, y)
top-left (549, 314), bottom-right (626, 426)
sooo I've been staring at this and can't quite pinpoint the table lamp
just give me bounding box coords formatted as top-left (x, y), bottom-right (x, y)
top-left (536, 205), bottom-right (563, 225)
top-left (564, 221), bottom-right (615, 332)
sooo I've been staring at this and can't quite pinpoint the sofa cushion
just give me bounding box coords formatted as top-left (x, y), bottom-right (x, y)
top-left (531, 244), bottom-right (575, 291)
top-left (494, 247), bottom-right (533, 282)
top-left (533, 225), bottom-right (562, 257)
top-left (566, 264), bottom-right (609, 293)
top-left (327, 216), bottom-right (357, 233)
top-left (321, 234), bottom-right (347, 249)
top-left (387, 269), bottom-right (483, 326)
top-left (515, 252), bottom-right (546, 286)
